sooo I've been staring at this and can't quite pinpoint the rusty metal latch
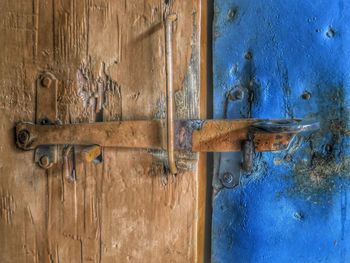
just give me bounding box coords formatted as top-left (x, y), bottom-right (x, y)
top-left (15, 119), bottom-right (319, 172)
top-left (14, 14), bottom-right (320, 173)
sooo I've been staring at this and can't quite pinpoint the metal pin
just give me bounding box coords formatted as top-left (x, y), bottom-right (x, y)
top-left (165, 13), bottom-right (177, 174)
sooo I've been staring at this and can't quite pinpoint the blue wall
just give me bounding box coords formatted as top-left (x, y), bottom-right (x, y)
top-left (212, 1), bottom-right (350, 262)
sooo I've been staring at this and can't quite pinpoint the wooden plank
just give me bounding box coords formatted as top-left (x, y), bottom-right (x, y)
top-left (0, 0), bottom-right (202, 262)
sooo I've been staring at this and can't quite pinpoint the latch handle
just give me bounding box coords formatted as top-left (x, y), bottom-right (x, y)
top-left (165, 14), bottom-right (177, 174)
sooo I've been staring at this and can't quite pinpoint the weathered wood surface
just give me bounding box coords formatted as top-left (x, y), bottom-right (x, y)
top-left (0, 0), bottom-right (202, 262)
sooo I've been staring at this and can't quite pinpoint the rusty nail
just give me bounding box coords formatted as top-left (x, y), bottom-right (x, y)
top-left (41, 76), bottom-right (51, 88)
top-left (39, 155), bottom-right (50, 168)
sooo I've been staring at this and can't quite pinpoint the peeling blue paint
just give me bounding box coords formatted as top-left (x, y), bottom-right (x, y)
top-left (212, 1), bottom-right (350, 262)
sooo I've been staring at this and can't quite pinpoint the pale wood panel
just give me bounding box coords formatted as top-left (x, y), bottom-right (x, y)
top-left (0, 0), bottom-right (202, 262)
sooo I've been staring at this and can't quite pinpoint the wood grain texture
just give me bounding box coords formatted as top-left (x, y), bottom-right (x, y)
top-left (0, 0), bottom-right (202, 262)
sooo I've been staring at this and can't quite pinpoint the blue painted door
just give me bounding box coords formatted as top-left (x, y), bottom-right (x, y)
top-left (212, 1), bottom-right (350, 262)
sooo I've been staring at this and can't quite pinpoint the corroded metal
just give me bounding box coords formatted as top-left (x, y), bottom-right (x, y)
top-left (16, 120), bottom-right (165, 151)
top-left (165, 13), bottom-right (178, 174)
top-left (34, 145), bottom-right (58, 169)
top-left (15, 119), bottom-right (306, 153)
top-left (82, 145), bottom-right (102, 163)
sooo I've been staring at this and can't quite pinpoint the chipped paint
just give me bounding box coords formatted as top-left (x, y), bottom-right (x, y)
top-left (212, 0), bottom-right (350, 262)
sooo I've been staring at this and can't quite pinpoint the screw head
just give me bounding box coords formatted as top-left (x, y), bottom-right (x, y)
top-left (41, 77), bottom-right (51, 88)
top-left (301, 91), bottom-right (311, 100)
top-left (244, 51), bottom-right (253, 60)
top-left (39, 155), bottom-right (50, 168)
top-left (228, 87), bottom-right (244, 101)
top-left (220, 172), bottom-right (238, 188)
top-left (223, 172), bottom-right (233, 184)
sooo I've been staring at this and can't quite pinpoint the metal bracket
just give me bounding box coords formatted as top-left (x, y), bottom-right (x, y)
top-left (34, 72), bottom-right (59, 169)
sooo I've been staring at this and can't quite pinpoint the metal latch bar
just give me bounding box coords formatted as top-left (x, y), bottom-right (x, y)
top-left (15, 119), bottom-right (309, 153)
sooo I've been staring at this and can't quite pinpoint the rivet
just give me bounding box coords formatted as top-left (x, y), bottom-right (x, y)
top-left (41, 76), bottom-right (51, 88)
top-left (244, 51), bottom-right (253, 60)
top-left (39, 155), bottom-right (50, 168)
top-left (301, 91), bottom-right (311, 100)
top-left (228, 87), bottom-right (244, 101)
top-left (222, 172), bottom-right (234, 185)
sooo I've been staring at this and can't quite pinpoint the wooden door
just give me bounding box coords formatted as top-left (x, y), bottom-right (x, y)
top-left (0, 1), bottom-right (208, 262)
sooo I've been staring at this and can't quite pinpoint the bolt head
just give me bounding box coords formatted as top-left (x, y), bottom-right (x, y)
top-left (39, 155), bottom-right (50, 168)
top-left (223, 172), bottom-right (233, 184)
top-left (41, 77), bottom-right (51, 88)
